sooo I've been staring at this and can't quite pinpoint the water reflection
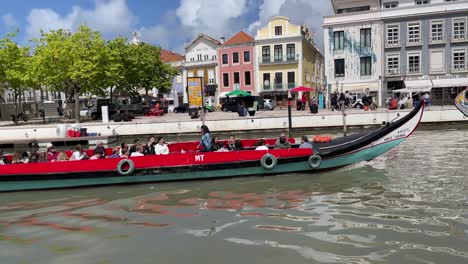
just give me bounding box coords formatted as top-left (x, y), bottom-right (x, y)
top-left (0, 129), bottom-right (467, 263)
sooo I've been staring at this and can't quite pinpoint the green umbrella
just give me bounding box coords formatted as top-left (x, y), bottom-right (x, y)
top-left (225, 90), bottom-right (251, 97)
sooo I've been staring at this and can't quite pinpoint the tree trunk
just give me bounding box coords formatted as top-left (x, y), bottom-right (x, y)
top-left (74, 86), bottom-right (80, 123)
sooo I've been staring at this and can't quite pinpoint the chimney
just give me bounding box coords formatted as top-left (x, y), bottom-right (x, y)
top-left (220, 37), bottom-right (225, 44)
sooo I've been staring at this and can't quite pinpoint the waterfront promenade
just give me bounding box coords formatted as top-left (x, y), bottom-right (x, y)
top-left (0, 105), bottom-right (466, 143)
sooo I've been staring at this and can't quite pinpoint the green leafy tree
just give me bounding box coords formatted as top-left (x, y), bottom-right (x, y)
top-left (0, 32), bottom-right (36, 124)
top-left (33, 25), bottom-right (108, 122)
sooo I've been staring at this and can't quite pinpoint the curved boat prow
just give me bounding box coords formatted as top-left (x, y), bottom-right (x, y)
top-left (455, 88), bottom-right (468, 117)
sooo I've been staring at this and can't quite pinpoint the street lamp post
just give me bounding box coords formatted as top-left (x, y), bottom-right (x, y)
top-left (287, 90), bottom-right (293, 138)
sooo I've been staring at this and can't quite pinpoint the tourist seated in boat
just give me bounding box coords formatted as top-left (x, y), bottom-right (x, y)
top-left (227, 135), bottom-right (243, 151)
top-left (56, 152), bottom-right (69, 162)
top-left (155, 137), bottom-right (169, 155)
top-left (11, 152), bottom-right (22, 164)
top-left (129, 139), bottom-right (140, 156)
top-left (299, 136), bottom-right (313, 149)
top-left (130, 145), bottom-right (145, 157)
top-left (199, 125), bottom-right (212, 152)
top-left (46, 143), bottom-right (59, 162)
top-left (119, 142), bottom-right (129, 157)
top-left (71, 144), bottom-right (87, 161)
top-left (109, 148), bottom-right (121, 158)
top-left (20, 152), bottom-right (30, 163)
top-left (405, 97), bottom-right (413, 109)
top-left (30, 150), bottom-right (40, 163)
top-left (274, 133), bottom-right (291, 149)
top-left (255, 139), bottom-right (269, 151)
top-left (0, 150), bottom-right (9, 165)
top-left (94, 142), bottom-right (106, 158)
top-left (90, 150), bottom-right (104, 160)
top-left (212, 137), bottom-right (229, 152)
top-left (143, 136), bottom-right (156, 155)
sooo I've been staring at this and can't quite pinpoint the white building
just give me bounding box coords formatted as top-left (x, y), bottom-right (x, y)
top-left (324, 0), bottom-right (384, 107)
top-left (182, 34), bottom-right (221, 103)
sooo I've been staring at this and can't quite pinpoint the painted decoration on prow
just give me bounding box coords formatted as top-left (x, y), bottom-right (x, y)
top-left (455, 88), bottom-right (468, 117)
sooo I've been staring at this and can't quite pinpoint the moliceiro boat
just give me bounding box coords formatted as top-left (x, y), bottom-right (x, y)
top-left (0, 102), bottom-right (424, 192)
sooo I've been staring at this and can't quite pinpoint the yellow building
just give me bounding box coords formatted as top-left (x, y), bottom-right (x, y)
top-left (254, 16), bottom-right (324, 102)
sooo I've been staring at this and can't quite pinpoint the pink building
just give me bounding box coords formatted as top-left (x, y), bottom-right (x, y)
top-left (218, 31), bottom-right (256, 96)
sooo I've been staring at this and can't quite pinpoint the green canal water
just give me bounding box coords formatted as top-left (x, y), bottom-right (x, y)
top-left (0, 127), bottom-right (466, 264)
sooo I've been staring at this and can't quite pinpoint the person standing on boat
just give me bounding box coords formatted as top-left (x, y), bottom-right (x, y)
top-left (199, 125), bottom-right (212, 152)
top-left (274, 133), bottom-right (291, 149)
top-left (155, 137), bottom-right (169, 155)
top-left (143, 136), bottom-right (156, 155)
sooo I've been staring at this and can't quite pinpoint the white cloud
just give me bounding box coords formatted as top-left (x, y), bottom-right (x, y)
top-left (247, 0), bottom-right (333, 51)
top-left (26, 0), bottom-right (137, 40)
top-left (2, 13), bottom-right (18, 29)
top-left (176, 0), bottom-right (250, 39)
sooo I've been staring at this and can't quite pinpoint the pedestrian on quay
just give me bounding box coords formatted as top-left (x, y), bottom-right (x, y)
top-left (301, 93), bottom-right (307, 111)
top-left (331, 92), bottom-right (338, 111)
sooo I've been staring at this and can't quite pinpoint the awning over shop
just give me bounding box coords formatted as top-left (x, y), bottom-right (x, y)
top-left (432, 78), bottom-right (468, 88)
top-left (403, 79), bottom-right (432, 92)
top-left (332, 82), bottom-right (379, 93)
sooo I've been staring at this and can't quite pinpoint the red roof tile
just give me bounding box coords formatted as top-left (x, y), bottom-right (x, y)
top-left (160, 49), bottom-right (184, 63)
top-left (223, 31), bottom-right (254, 46)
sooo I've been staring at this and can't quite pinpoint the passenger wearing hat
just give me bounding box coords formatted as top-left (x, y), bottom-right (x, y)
top-left (299, 136), bottom-right (313, 149)
top-left (46, 143), bottom-right (59, 162)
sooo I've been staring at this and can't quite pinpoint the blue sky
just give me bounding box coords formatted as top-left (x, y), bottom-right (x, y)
top-left (0, 0), bottom-right (333, 52)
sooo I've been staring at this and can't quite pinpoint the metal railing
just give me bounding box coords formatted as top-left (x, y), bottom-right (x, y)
top-left (386, 68), bottom-right (401, 76)
top-left (259, 54), bottom-right (299, 65)
top-left (408, 66), bottom-right (422, 74)
top-left (452, 64), bottom-right (467, 72)
top-left (407, 37), bottom-right (422, 46)
top-left (429, 35), bottom-right (446, 44)
top-left (452, 33), bottom-right (468, 42)
top-left (429, 66), bottom-right (446, 73)
top-left (287, 83), bottom-right (296, 89)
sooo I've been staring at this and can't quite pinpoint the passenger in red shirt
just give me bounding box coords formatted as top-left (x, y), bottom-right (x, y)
top-left (46, 144), bottom-right (59, 162)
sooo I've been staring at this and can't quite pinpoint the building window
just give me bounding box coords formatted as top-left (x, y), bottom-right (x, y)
top-left (336, 6), bottom-right (370, 13)
top-left (275, 26), bottom-right (283, 36)
top-left (387, 54), bottom-right (400, 75)
top-left (212, 55), bottom-right (216, 60)
top-left (190, 58), bottom-right (194, 62)
top-left (286, 44), bottom-right (295, 61)
top-left (222, 54), bottom-right (228, 65)
top-left (262, 46), bottom-right (270, 63)
top-left (334, 59), bottom-right (345, 77)
top-left (233, 72), bottom-right (240, 85)
top-left (408, 52), bottom-right (421, 73)
top-left (334, 31), bottom-right (344, 50)
top-left (430, 50), bottom-right (445, 73)
top-left (453, 18), bottom-right (466, 41)
top-left (274, 45), bottom-right (283, 62)
top-left (274, 72), bottom-right (283, 89)
top-left (360, 28), bottom-right (371, 48)
top-left (209, 78), bottom-right (215, 84)
top-left (244, 51), bottom-right (251, 63)
top-left (387, 24), bottom-right (400, 45)
top-left (244, 71), bottom-right (251, 86)
top-left (204, 54), bottom-right (209, 60)
top-left (408, 22), bottom-right (421, 44)
top-left (431, 20), bottom-right (444, 42)
top-left (197, 54), bottom-right (202, 61)
top-left (263, 73), bottom-right (271, 89)
top-left (223, 73), bottom-right (229, 87)
top-left (453, 49), bottom-right (466, 71)
top-left (360, 57), bottom-right (372, 76)
top-left (383, 2), bottom-right (398, 8)
top-left (415, 0), bottom-right (430, 5)
top-left (287, 72), bottom-right (295, 88)
top-left (233, 52), bottom-right (239, 64)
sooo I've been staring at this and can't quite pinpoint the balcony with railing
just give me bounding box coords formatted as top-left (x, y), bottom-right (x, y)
top-left (408, 65), bottom-right (422, 75)
top-left (385, 39), bottom-right (400, 48)
top-left (274, 83), bottom-right (284, 90)
top-left (452, 33), bottom-right (468, 43)
top-left (263, 84), bottom-right (271, 90)
top-left (452, 64), bottom-right (467, 72)
top-left (287, 83), bottom-right (296, 89)
top-left (429, 65), bottom-right (446, 74)
top-left (429, 35), bottom-right (446, 45)
top-left (259, 54), bottom-right (299, 65)
top-left (406, 37), bottom-right (422, 46)
top-left (385, 68), bottom-right (401, 77)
